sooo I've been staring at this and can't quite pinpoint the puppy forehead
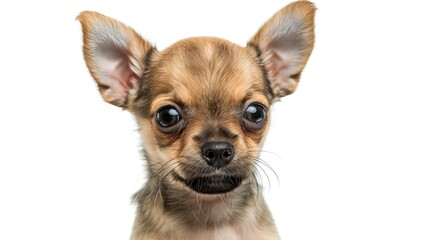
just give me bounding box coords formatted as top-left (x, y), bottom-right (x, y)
top-left (153, 37), bottom-right (268, 106)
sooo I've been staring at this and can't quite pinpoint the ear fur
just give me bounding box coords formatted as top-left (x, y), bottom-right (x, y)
top-left (77, 11), bottom-right (154, 107)
top-left (249, 1), bottom-right (316, 98)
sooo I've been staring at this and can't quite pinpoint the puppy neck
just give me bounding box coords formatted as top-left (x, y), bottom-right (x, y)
top-left (164, 178), bottom-right (257, 227)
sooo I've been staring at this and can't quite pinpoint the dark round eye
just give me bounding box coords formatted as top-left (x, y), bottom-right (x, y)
top-left (244, 103), bottom-right (267, 124)
top-left (156, 106), bottom-right (181, 128)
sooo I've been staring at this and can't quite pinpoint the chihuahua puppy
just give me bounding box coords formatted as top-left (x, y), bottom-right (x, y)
top-left (78, 1), bottom-right (315, 239)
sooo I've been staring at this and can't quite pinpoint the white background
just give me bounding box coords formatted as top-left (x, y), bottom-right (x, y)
top-left (1, 0), bottom-right (428, 239)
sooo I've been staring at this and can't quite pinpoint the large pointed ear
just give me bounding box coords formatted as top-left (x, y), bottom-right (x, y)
top-left (249, 1), bottom-right (315, 98)
top-left (77, 11), bottom-right (154, 107)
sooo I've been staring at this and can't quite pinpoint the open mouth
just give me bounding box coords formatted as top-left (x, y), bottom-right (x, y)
top-left (174, 173), bottom-right (243, 194)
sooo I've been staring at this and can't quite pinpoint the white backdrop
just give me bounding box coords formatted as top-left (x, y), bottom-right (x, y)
top-left (1, 1), bottom-right (428, 239)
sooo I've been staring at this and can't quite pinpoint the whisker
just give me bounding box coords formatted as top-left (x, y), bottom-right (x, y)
top-left (195, 193), bottom-right (207, 217)
top-left (254, 157), bottom-right (280, 185)
top-left (251, 171), bottom-right (261, 204)
top-left (145, 159), bottom-right (178, 186)
top-left (141, 155), bottom-right (189, 202)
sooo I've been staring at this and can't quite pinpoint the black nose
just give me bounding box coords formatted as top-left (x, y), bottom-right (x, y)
top-left (201, 141), bottom-right (235, 169)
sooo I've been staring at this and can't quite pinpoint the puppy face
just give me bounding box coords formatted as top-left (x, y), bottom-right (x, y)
top-left (133, 38), bottom-right (272, 194)
top-left (78, 1), bottom-right (315, 195)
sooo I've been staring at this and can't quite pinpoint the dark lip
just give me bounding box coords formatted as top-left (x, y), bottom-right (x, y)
top-left (173, 173), bottom-right (243, 194)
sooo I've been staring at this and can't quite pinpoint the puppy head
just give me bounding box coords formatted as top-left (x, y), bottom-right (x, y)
top-left (78, 1), bottom-right (315, 195)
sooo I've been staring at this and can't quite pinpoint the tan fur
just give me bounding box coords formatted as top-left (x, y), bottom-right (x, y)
top-left (78, 1), bottom-right (315, 239)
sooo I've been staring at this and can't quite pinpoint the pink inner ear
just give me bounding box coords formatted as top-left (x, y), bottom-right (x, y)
top-left (265, 49), bottom-right (299, 93)
top-left (267, 50), bottom-right (291, 77)
top-left (96, 52), bottom-right (136, 105)
top-left (107, 58), bottom-right (134, 90)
